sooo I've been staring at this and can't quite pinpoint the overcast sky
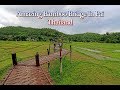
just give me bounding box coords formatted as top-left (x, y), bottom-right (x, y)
top-left (0, 5), bottom-right (120, 34)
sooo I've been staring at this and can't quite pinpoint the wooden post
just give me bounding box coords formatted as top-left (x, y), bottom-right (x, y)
top-left (48, 62), bottom-right (50, 72)
top-left (35, 52), bottom-right (40, 66)
top-left (60, 47), bottom-right (62, 74)
top-left (47, 49), bottom-right (50, 55)
top-left (60, 57), bottom-right (62, 74)
top-left (49, 44), bottom-right (50, 54)
top-left (12, 53), bottom-right (17, 66)
top-left (47, 48), bottom-right (50, 71)
top-left (70, 45), bottom-right (72, 64)
top-left (54, 43), bottom-right (56, 53)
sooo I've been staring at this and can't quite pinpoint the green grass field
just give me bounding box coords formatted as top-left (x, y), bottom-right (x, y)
top-left (49, 42), bottom-right (120, 85)
top-left (0, 41), bottom-right (120, 85)
top-left (0, 41), bottom-right (53, 80)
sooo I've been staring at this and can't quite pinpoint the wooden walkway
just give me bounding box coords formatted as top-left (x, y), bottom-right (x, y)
top-left (2, 49), bottom-right (69, 85)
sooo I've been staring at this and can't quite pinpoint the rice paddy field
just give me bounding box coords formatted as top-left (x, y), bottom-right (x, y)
top-left (49, 42), bottom-right (120, 85)
top-left (0, 41), bottom-right (120, 85)
top-left (0, 41), bottom-right (51, 80)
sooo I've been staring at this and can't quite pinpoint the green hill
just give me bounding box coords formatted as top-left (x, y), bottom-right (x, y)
top-left (0, 26), bottom-right (66, 41)
top-left (70, 32), bottom-right (102, 42)
top-left (0, 26), bottom-right (120, 43)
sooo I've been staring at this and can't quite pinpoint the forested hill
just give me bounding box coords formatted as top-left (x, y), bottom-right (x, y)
top-left (0, 26), bottom-right (66, 41)
top-left (0, 26), bottom-right (120, 43)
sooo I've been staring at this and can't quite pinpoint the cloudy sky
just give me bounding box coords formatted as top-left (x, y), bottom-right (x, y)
top-left (0, 5), bottom-right (120, 34)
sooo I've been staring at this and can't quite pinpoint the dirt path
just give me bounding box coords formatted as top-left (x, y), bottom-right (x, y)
top-left (2, 49), bottom-right (69, 85)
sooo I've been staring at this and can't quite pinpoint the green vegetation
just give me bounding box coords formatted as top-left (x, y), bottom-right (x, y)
top-left (49, 42), bottom-right (120, 85)
top-left (0, 26), bottom-right (66, 42)
top-left (0, 26), bottom-right (120, 43)
top-left (0, 41), bottom-right (53, 80)
top-left (0, 41), bottom-right (120, 84)
top-left (0, 26), bottom-right (120, 84)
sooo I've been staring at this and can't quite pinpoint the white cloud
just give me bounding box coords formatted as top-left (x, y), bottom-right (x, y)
top-left (0, 8), bottom-right (20, 25)
top-left (0, 24), bottom-right (5, 28)
top-left (99, 27), bottom-right (120, 34)
top-left (0, 5), bottom-right (120, 34)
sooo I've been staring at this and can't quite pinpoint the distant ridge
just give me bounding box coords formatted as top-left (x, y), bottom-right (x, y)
top-left (0, 26), bottom-right (120, 43)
